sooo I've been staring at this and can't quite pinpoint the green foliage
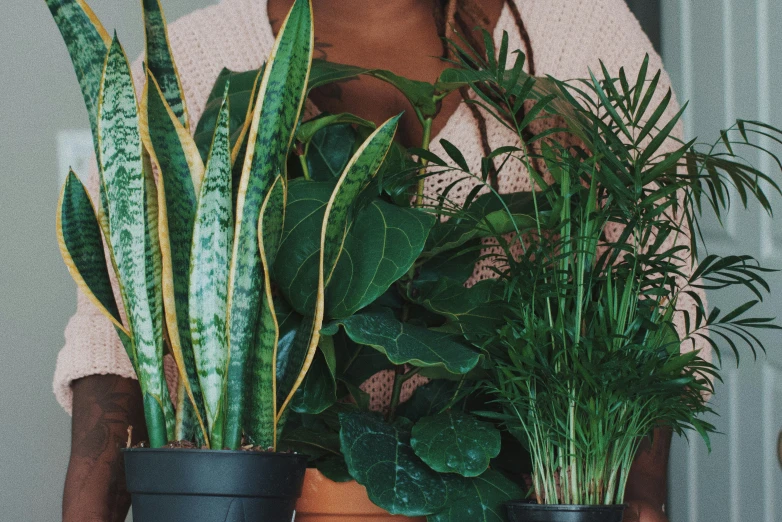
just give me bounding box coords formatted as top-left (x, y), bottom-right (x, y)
top-left (44, 0), bottom-right (109, 158)
top-left (57, 171), bottom-right (124, 332)
top-left (56, 1), bottom-right (772, 517)
top-left (224, 0), bottom-right (313, 449)
top-left (339, 411), bottom-right (449, 516)
top-left (142, 74), bottom-right (207, 444)
top-left (275, 181), bottom-right (434, 317)
top-left (188, 88), bottom-right (233, 448)
top-left (142, 0), bottom-right (189, 127)
top-left (325, 308), bottom-right (480, 375)
top-left (411, 411), bottom-right (501, 477)
top-left (193, 67), bottom-right (263, 163)
top-left (444, 30), bottom-right (782, 504)
top-left (98, 35), bottom-right (173, 446)
top-left (291, 338), bottom-right (338, 414)
top-left (428, 470), bottom-right (524, 522)
top-left (53, 2), bottom-right (526, 514)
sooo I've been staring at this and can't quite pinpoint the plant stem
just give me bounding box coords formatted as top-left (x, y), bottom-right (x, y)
top-left (387, 367), bottom-right (421, 421)
top-left (414, 118), bottom-right (434, 208)
top-left (299, 143), bottom-right (311, 180)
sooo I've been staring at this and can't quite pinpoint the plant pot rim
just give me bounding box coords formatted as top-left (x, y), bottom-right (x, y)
top-left (122, 447), bottom-right (307, 457)
top-left (124, 446), bottom-right (309, 498)
top-left (506, 501), bottom-right (627, 511)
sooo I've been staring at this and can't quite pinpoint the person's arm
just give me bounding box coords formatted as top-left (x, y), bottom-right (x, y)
top-left (62, 375), bottom-right (147, 522)
top-left (622, 427), bottom-right (672, 522)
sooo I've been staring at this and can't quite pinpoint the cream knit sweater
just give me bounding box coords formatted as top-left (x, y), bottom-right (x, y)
top-left (53, 0), bottom-right (706, 413)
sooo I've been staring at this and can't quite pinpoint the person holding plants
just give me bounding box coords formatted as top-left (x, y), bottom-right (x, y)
top-left (53, 1), bottom-right (692, 521)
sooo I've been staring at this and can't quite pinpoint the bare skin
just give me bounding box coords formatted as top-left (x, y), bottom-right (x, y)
top-left (269, 0), bottom-right (506, 148)
top-left (623, 428), bottom-right (673, 522)
top-left (63, 375), bottom-right (147, 522)
top-left (64, 2), bottom-right (670, 521)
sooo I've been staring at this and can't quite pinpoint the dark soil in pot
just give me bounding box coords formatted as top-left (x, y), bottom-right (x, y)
top-left (506, 501), bottom-right (626, 522)
top-left (124, 448), bottom-right (308, 522)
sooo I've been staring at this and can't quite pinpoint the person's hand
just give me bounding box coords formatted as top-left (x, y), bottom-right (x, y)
top-left (623, 500), bottom-right (668, 522)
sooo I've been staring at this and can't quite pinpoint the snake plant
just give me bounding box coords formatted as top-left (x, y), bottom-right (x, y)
top-left (49, 0), bottom-right (494, 463)
top-left (50, 0), bottom-right (420, 451)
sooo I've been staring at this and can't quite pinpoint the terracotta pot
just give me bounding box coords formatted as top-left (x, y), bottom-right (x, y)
top-left (295, 468), bottom-right (426, 521)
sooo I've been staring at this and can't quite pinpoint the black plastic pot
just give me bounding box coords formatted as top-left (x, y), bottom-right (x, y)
top-left (124, 448), bottom-right (308, 522)
top-left (506, 501), bottom-right (626, 522)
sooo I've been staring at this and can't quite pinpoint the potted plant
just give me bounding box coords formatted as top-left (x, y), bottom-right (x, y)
top-left (434, 30), bottom-right (782, 522)
top-left (50, 0), bottom-right (530, 520)
top-left (49, 0), bottom-right (413, 519)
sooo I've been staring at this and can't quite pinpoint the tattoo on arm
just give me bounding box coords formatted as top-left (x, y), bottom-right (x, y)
top-left (63, 375), bottom-right (147, 522)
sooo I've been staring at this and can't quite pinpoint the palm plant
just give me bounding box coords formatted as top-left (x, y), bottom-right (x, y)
top-left (430, 30), bottom-right (782, 507)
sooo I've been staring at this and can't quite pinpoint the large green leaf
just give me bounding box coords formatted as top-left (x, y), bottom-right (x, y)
top-left (141, 73), bottom-right (208, 443)
top-left (339, 411), bottom-right (449, 516)
top-left (57, 170), bottom-right (126, 335)
top-left (277, 115), bottom-right (402, 425)
top-left (245, 176), bottom-right (288, 448)
top-left (189, 89), bottom-right (233, 449)
top-left (325, 308), bottom-right (481, 375)
top-left (415, 279), bottom-right (504, 340)
top-left (194, 67), bottom-right (264, 162)
top-left (225, 0), bottom-right (313, 450)
top-left (98, 36), bottom-right (171, 447)
top-left (326, 200), bottom-right (434, 318)
top-left (45, 0), bottom-right (109, 151)
top-left (142, 0), bottom-right (189, 128)
top-left (273, 179), bottom-right (328, 311)
top-left (321, 115), bottom-right (401, 281)
top-left (336, 332), bottom-right (394, 386)
top-left (428, 470), bottom-right (524, 522)
top-left (291, 336), bottom-right (337, 414)
top-left (276, 175), bottom-right (433, 320)
top-left (305, 123), bottom-right (358, 181)
top-left (411, 411), bottom-right (501, 477)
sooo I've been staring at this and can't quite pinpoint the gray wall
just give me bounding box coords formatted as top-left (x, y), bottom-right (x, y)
top-left (661, 1), bottom-right (782, 521)
top-left (0, 1), bottom-right (213, 519)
